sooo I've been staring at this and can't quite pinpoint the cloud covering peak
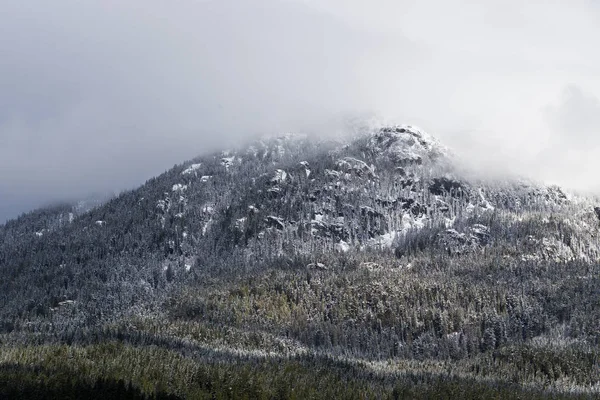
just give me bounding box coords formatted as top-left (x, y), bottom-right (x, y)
top-left (1, 0), bottom-right (600, 222)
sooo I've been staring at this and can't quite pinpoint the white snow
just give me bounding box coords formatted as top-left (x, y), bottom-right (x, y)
top-left (374, 232), bottom-right (396, 249)
top-left (478, 188), bottom-right (495, 211)
top-left (35, 231), bottom-right (44, 237)
top-left (95, 220), bottom-right (105, 226)
top-left (172, 183), bottom-right (187, 192)
top-left (325, 169), bottom-right (341, 178)
top-left (367, 125), bottom-right (450, 165)
top-left (182, 163), bottom-right (202, 175)
top-left (202, 219), bottom-right (212, 235)
top-left (235, 217), bottom-right (247, 230)
top-left (266, 215), bottom-right (285, 229)
top-left (185, 264), bottom-right (192, 272)
top-left (307, 262), bottom-right (328, 270)
top-left (336, 157), bottom-right (375, 177)
top-left (335, 240), bottom-right (351, 252)
top-left (221, 156), bottom-right (236, 170)
top-left (200, 175), bottom-right (212, 183)
top-left (361, 262), bottom-right (381, 271)
top-left (272, 169), bottom-right (288, 183)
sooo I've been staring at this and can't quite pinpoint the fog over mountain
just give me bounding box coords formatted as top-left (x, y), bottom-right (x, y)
top-left (2, 0), bottom-right (600, 222)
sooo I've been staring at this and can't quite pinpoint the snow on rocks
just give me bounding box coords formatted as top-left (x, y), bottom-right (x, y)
top-left (267, 187), bottom-right (282, 195)
top-left (157, 200), bottom-right (168, 212)
top-left (335, 240), bottom-right (351, 253)
top-left (360, 262), bottom-right (381, 271)
top-left (182, 163), bottom-right (202, 175)
top-left (235, 217), bottom-right (247, 231)
top-left (369, 232), bottom-right (397, 249)
top-left (299, 161), bottom-right (312, 178)
top-left (325, 169), bottom-right (341, 178)
top-left (336, 157), bottom-right (376, 178)
top-left (470, 224), bottom-right (491, 245)
top-left (477, 188), bottom-right (495, 211)
top-left (438, 224), bottom-right (491, 255)
top-left (307, 262), bottom-right (328, 271)
top-left (265, 215), bottom-right (285, 230)
top-left (172, 184), bottom-right (188, 192)
top-left (368, 125), bottom-right (448, 166)
top-left (522, 236), bottom-right (574, 263)
top-left (271, 169), bottom-right (288, 184)
top-left (221, 156), bottom-right (236, 170)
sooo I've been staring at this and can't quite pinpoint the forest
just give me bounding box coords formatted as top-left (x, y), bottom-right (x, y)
top-left (1, 127), bottom-right (600, 398)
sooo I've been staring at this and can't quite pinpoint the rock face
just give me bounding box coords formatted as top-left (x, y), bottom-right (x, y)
top-left (115, 121), bottom-right (599, 269)
top-left (128, 122), bottom-right (592, 268)
top-left (438, 224), bottom-right (491, 255)
top-left (366, 125), bottom-right (448, 166)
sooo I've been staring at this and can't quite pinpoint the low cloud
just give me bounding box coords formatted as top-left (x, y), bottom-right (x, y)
top-left (1, 0), bottom-right (600, 221)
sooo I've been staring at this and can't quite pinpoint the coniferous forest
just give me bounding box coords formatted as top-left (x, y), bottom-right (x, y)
top-left (2, 126), bottom-right (600, 398)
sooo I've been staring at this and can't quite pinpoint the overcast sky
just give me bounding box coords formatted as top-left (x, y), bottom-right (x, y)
top-left (1, 0), bottom-right (600, 222)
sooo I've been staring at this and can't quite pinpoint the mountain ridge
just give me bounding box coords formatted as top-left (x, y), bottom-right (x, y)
top-left (1, 123), bottom-right (600, 397)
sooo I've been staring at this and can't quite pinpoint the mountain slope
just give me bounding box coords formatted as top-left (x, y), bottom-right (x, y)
top-left (1, 124), bottom-right (600, 397)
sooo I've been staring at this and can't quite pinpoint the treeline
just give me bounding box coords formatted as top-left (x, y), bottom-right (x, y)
top-left (0, 342), bottom-right (592, 399)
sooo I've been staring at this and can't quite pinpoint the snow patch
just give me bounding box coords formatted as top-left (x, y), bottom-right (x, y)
top-left (477, 188), bottom-right (495, 211)
top-left (235, 217), bottom-right (247, 230)
top-left (272, 169), bottom-right (288, 184)
top-left (182, 163), bottom-right (202, 175)
top-left (370, 232), bottom-right (397, 249)
top-left (172, 184), bottom-right (188, 192)
top-left (335, 240), bottom-right (351, 252)
top-left (221, 156), bottom-right (236, 170)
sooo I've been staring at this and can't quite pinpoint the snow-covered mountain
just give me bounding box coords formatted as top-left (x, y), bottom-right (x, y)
top-left (143, 124), bottom-right (600, 271)
top-left (2, 123), bottom-right (600, 397)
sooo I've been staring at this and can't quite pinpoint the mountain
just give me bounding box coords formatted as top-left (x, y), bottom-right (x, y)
top-left (1, 124), bottom-right (600, 398)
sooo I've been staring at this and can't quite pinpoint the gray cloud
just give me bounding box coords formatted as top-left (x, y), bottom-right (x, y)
top-left (544, 85), bottom-right (600, 148)
top-left (533, 85), bottom-right (600, 190)
top-left (1, 0), bottom-right (600, 222)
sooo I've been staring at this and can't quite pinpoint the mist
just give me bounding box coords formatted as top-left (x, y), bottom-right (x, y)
top-left (1, 0), bottom-right (599, 222)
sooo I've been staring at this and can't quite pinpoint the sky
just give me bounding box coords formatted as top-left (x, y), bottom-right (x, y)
top-left (1, 0), bottom-right (600, 222)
